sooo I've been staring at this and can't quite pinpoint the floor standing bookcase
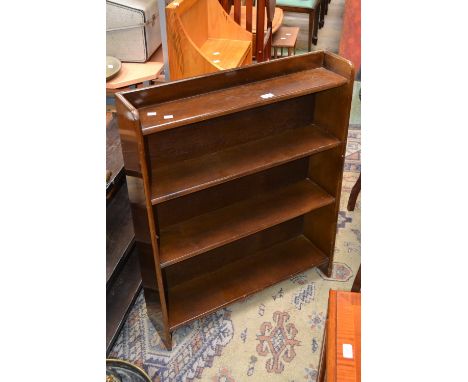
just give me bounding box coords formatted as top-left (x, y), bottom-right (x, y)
top-left (116, 50), bottom-right (354, 350)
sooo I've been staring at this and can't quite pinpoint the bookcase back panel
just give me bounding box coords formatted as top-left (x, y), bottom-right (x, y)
top-left (307, 146), bottom-right (344, 198)
top-left (163, 217), bottom-right (304, 287)
top-left (303, 204), bottom-right (338, 261)
top-left (314, 84), bottom-right (352, 141)
top-left (146, 95), bottom-right (315, 166)
top-left (155, 158), bottom-right (309, 228)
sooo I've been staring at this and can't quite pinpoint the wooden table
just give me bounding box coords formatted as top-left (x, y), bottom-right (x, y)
top-left (106, 47), bottom-right (164, 92)
top-left (318, 290), bottom-right (361, 382)
top-left (272, 26), bottom-right (300, 58)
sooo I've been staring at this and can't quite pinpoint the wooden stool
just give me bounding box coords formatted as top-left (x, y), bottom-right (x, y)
top-left (276, 0), bottom-right (320, 51)
top-left (272, 26), bottom-right (300, 58)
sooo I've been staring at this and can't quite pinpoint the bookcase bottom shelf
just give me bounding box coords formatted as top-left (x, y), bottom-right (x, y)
top-left (167, 234), bottom-right (328, 330)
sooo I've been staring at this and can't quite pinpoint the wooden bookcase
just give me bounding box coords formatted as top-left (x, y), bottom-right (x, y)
top-left (115, 51), bottom-right (354, 350)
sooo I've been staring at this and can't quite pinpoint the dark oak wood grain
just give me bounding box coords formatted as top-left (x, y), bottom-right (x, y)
top-left (116, 98), bottom-right (172, 349)
top-left (115, 51), bottom-right (354, 349)
top-left (146, 95), bottom-right (314, 167)
top-left (164, 217), bottom-right (304, 287)
top-left (150, 124), bottom-right (340, 204)
top-left (167, 235), bottom-right (328, 330)
top-left (159, 179), bottom-right (334, 267)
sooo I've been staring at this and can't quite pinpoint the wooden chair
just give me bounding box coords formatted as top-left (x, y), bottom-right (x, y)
top-left (275, 0), bottom-right (320, 51)
top-left (226, 0), bottom-right (278, 62)
top-left (166, 0), bottom-right (253, 80)
top-left (347, 174), bottom-right (360, 211)
top-left (351, 265), bottom-right (361, 292)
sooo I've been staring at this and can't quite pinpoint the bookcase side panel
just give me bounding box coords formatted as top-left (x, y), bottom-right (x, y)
top-left (115, 97), bottom-right (172, 348)
top-left (314, 52), bottom-right (354, 141)
top-left (306, 55), bottom-right (354, 277)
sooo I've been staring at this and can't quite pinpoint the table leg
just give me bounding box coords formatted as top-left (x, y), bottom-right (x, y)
top-left (313, 7), bottom-right (319, 45)
top-left (352, 266), bottom-right (361, 292)
top-left (308, 11), bottom-right (313, 51)
top-left (320, 0), bottom-right (326, 28)
top-left (347, 174), bottom-right (361, 211)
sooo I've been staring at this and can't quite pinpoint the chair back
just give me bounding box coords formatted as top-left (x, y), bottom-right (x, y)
top-left (227, 0), bottom-right (275, 62)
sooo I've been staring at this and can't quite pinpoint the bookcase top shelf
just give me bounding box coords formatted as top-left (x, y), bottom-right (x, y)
top-left (138, 67), bottom-right (347, 134)
top-left (116, 51), bottom-right (354, 136)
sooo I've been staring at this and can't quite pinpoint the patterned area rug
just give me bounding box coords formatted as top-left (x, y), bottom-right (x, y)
top-left (109, 125), bottom-right (361, 382)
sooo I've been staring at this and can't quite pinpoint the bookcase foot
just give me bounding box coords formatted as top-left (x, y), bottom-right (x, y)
top-left (318, 260), bottom-right (333, 278)
top-left (162, 333), bottom-right (173, 351)
top-left (143, 288), bottom-right (172, 350)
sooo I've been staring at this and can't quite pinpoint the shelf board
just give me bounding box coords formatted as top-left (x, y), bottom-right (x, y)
top-left (167, 235), bottom-right (328, 330)
top-left (139, 67), bottom-right (347, 134)
top-left (151, 124), bottom-right (340, 204)
top-left (159, 179), bottom-right (334, 267)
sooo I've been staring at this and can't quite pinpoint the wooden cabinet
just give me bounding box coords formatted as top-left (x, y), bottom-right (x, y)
top-left (115, 50), bottom-right (354, 349)
top-left (106, 114), bottom-right (142, 354)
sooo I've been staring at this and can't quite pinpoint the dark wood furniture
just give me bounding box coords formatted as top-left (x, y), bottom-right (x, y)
top-left (115, 50), bottom-right (354, 350)
top-left (106, 113), bottom-right (142, 354)
top-left (318, 290), bottom-right (361, 382)
top-left (272, 26), bottom-right (300, 57)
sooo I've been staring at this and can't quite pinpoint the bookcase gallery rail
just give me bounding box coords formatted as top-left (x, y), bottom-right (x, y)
top-left (115, 50), bottom-right (354, 350)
